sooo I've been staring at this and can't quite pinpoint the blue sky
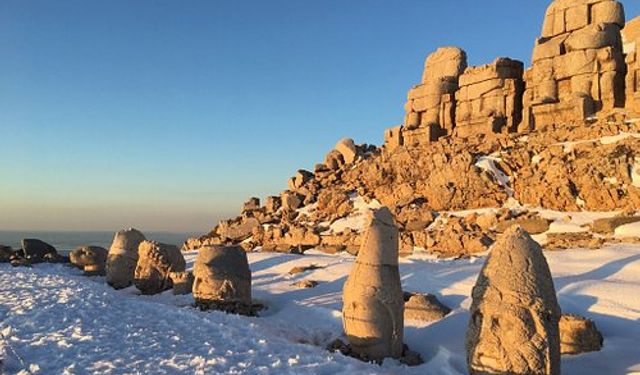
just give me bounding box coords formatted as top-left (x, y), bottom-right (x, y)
top-left (1, 1), bottom-right (639, 232)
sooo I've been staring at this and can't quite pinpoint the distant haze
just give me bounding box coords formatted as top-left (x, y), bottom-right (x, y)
top-left (1, 0), bottom-right (639, 231)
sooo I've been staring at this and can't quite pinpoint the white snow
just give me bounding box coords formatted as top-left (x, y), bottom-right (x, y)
top-left (2, 244), bottom-right (640, 374)
top-left (327, 195), bottom-right (382, 234)
top-left (554, 132), bottom-right (640, 153)
top-left (631, 157), bottom-right (640, 188)
top-left (614, 221), bottom-right (640, 238)
top-left (474, 156), bottom-right (514, 196)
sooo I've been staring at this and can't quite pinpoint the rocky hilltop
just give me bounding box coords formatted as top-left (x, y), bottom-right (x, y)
top-left (185, 1), bottom-right (640, 257)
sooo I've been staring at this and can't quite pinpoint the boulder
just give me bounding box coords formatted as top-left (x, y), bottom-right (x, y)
top-left (242, 197), bottom-right (260, 213)
top-left (106, 228), bottom-right (146, 289)
top-left (69, 246), bottom-right (108, 276)
top-left (559, 314), bottom-right (604, 355)
top-left (20, 239), bottom-right (57, 263)
top-left (335, 138), bottom-right (358, 164)
top-left (343, 207), bottom-right (404, 361)
top-left (495, 216), bottom-right (552, 235)
top-left (466, 226), bottom-right (561, 375)
top-left (0, 245), bottom-right (14, 263)
top-left (592, 216), bottom-right (640, 234)
top-left (134, 241), bottom-right (186, 295)
top-left (403, 292), bottom-right (451, 323)
top-left (193, 245), bottom-right (252, 315)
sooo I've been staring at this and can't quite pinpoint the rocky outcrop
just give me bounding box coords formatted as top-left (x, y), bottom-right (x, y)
top-left (70, 246), bottom-right (108, 275)
top-left (134, 241), bottom-right (186, 295)
top-left (193, 245), bottom-right (252, 315)
top-left (466, 226), bottom-right (561, 375)
top-left (342, 207), bottom-right (404, 361)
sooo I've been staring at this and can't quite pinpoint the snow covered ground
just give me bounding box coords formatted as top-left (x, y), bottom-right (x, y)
top-left (2, 243), bottom-right (640, 374)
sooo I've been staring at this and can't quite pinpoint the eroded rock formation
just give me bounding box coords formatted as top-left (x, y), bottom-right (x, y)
top-left (342, 207), bottom-right (404, 361)
top-left (466, 226), bottom-right (561, 375)
top-left (193, 245), bottom-right (252, 315)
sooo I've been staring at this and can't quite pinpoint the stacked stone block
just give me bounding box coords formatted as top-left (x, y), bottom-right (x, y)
top-left (522, 0), bottom-right (626, 131)
top-left (402, 47), bottom-right (467, 146)
top-left (455, 58), bottom-right (524, 138)
top-left (623, 17), bottom-right (640, 114)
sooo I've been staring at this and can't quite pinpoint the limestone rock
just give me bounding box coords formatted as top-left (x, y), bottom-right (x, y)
top-left (495, 216), bottom-right (552, 235)
top-left (242, 197), bottom-right (260, 213)
top-left (106, 228), bottom-right (146, 289)
top-left (335, 138), bottom-right (358, 164)
top-left (193, 245), bottom-right (252, 315)
top-left (466, 226), bottom-right (561, 375)
top-left (403, 292), bottom-right (451, 323)
top-left (545, 232), bottom-right (605, 251)
top-left (559, 314), bottom-right (603, 355)
top-left (591, 216), bottom-right (640, 233)
top-left (69, 246), bottom-right (108, 276)
top-left (134, 241), bottom-right (186, 295)
top-left (20, 239), bottom-right (57, 263)
top-left (170, 271), bottom-right (194, 295)
top-left (342, 207), bottom-right (404, 361)
top-left (264, 196), bottom-right (282, 213)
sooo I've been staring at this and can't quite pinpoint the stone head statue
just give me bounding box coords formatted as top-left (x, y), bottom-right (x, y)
top-left (134, 240), bottom-right (186, 295)
top-left (342, 206), bottom-right (404, 361)
top-left (193, 245), bottom-right (252, 314)
top-left (466, 226), bottom-right (561, 375)
top-left (70, 246), bottom-right (108, 275)
top-left (106, 228), bottom-right (146, 289)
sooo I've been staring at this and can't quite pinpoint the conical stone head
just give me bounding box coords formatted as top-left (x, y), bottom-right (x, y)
top-left (342, 206), bottom-right (404, 361)
top-left (466, 226), bottom-right (561, 375)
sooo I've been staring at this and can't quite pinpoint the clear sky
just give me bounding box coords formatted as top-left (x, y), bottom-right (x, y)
top-left (1, 1), bottom-right (639, 232)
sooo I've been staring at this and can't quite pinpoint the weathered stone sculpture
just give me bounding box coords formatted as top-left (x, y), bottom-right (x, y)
top-left (134, 241), bottom-right (186, 295)
top-left (402, 47), bottom-right (468, 145)
top-left (466, 226), bottom-right (561, 375)
top-left (70, 246), bottom-right (108, 275)
top-left (455, 58), bottom-right (524, 137)
top-left (193, 245), bottom-right (252, 314)
top-left (559, 314), bottom-right (603, 355)
top-left (522, 0), bottom-right (626, 131)
top-left (169, 271), bottom-right (194, 295)
top-left (623, 17), bottom-right (640, 114)
top-left (342, 206), bottom-right (404, 361)
top-left (20, 239), bottom-right (58, 263)
top-left (106, 228), bottom-right (146, 289)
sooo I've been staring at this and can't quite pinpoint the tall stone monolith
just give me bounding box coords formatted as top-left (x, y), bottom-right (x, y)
top-left (466, 226), bottom-right (561, 375)
top-left (342, 206), bottom-right (404, 361)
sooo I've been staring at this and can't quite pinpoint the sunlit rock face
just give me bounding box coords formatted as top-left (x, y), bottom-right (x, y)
top-left (466, 226), bottom-right (561, 375)
top-left (106, 228), bottom-right (146, 289)
top-left (192, 245), bottom-right (252, 315)
top-left (342, 207), bottom-right (404, 361)
top-left (134, 241), bottom-right (186, 295)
